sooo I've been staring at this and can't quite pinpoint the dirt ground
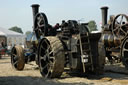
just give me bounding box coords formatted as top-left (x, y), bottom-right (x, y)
top-left (0, 56), bottom-right (128, 85)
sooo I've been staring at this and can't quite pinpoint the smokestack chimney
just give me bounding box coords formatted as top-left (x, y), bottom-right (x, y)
top-left (101, 6), bottom-right (109, 27)
top-left (31, 4), bottom-right (40, 28)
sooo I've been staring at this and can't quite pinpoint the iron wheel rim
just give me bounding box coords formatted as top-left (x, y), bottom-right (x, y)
top-left (121, 37), bottom-right (128, 68)
top-left (38, 39), bottom-right (55, 78)
top-left (11, 47), bottom-right (19, 69)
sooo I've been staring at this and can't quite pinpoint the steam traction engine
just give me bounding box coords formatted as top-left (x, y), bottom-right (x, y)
top-left (101, 7), bottom-right (128, 68)
top-left (10, 4), bottom-right (105, 78)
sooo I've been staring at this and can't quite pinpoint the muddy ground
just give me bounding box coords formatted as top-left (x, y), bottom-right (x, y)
top-left (0, 56), bottom-right (128, 85)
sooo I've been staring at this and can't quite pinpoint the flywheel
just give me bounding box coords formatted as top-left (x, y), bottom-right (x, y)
top-left (34, 13), bottom-right (48, 39)
top-left (112, 14), bottom-right (128, 39)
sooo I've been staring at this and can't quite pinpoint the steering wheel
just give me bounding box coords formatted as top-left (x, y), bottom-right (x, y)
top-left (34, 13), bottom-right (48, 39)
top-left (112, 14), bottom-right (128, 38)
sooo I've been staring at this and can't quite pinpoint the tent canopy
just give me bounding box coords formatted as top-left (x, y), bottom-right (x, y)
top-left (0, 27), bottom-right (25, 48)
top-left (0, 27), bottom-right (23, 36)
top-left (0, 31), bottom-right (6, 36)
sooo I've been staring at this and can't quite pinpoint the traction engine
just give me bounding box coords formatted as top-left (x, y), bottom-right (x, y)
top-left (101, 6), bottom-right (128, 68)
top-left (10, 4), bottom-right (105, 78)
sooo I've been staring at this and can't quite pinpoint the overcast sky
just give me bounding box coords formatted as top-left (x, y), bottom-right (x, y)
top-left (0, 0), bottom-right (127, 33)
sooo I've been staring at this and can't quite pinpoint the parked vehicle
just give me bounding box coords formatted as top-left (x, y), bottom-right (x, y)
top-left (10, 4), bottom-right (105, 78)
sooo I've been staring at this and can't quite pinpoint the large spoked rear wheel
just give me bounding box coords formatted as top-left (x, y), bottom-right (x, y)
top-left (11, 45), bottom-right (25, 70)
top-left (38, 37), bottom-right (65, 78)
top-left (121, 36), bottom-right (128, 69)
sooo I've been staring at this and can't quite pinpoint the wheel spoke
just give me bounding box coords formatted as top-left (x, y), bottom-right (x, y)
top-left (49, 50), bottom-right (53, 55)
top-left (41, 63), bottom-right (49, 71)
top-left (14, 61), bottom-right (18, 65)
top-left (113, 27), bottom-right (119, 32)
top-left (117, 21), bottom-right (120, 25)
top-left (115, 21), bottom-right (120, 25)
top-left (14, 56), bottom-right (18, 61)
top-left (37, 16), bottom-right (44, 28)
top-left (45, 60), bottom-right (54, 78)
top-left (38, 22), bottom-right (44, 28)
top-left (126, 40), bottom-right (128, 43)
top-left (120, 27), bottom-right (127, 35)
top-left (45, 46), bottom-right (51, 54)
top-left (40, 40), bottom-right (46, 46)
top-left (39, 16), bottom-right (42, 21)
top-left (120, 15), bottom-right (123, 24)
top-left (49, 56), bottom-right (55, 61)
top-left (12, 53), bottom-right (18, 61)
top-left (40, 55), bottom-right (45, 60)
top-left (47, 48), bottom-right (55, 60)
top-left (41, 45), bottom-right (45, 50)
top-left (117, 28), bottom-right (120, 35)
top-left (34, 27), bottom-right (38, 31)
top-left (45, 67), bottom-right (51, 78)
top-left (123, 48), bottom-right (128, 52)
top-left (44, 39), bottom-right (50, 46)
top-left (41, 54), bottom-right (47, 61)
top-left (12, 54), bottom-right (17, 57)
top-left (37, 22), bottom-right (41, 27)
top-left (40, 24), bottom-right (45, 27)
top-left (37, 16), bottom-right (40, 20)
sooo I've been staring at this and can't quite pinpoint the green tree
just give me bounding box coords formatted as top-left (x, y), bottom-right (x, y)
top-left (9, 26), bottom-right (23, 34)
top-left (88, 20), bottom-right (98, 32)
top-left (25, 31), bottom-right (32, 36)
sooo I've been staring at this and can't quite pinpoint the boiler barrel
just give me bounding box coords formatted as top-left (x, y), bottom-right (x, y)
top-left (102, 34), bottom-right (121, 47)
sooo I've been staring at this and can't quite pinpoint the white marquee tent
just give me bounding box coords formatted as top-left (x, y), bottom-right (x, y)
top-left (0, 27), bottom-right (25, 48)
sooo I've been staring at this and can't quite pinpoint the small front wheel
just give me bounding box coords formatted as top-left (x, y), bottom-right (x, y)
top-left (11, 45), bottom-right (25, 70)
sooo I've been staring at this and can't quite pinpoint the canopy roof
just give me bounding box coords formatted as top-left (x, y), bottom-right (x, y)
top-left (0, 27), bottom-right (23, 36)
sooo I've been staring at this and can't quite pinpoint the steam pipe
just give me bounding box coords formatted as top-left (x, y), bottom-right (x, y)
top-left (101, 6), bottom-right (109, 27)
